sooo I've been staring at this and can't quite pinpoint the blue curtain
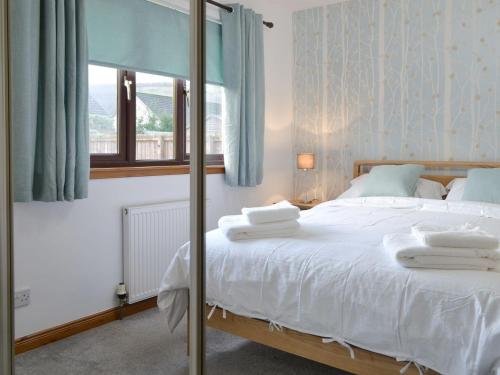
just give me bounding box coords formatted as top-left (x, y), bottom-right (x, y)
top-left (11, 0), bottom-right (89, 202)
top-left (221, 4), bottom-right (265, 187)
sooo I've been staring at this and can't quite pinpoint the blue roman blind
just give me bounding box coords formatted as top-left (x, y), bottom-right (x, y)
top-left (87, 0), bottom-right (223, 85)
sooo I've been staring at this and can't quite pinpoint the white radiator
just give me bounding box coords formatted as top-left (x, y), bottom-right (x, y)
top-left (123, 200), bottom-right (190, 303)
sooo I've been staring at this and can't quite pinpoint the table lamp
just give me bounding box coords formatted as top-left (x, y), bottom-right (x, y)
top-left (297, 153), bottom-right (315, 203)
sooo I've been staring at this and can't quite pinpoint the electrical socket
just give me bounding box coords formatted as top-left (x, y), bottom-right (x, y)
top-left (15, 288), bottom-right (30, 309)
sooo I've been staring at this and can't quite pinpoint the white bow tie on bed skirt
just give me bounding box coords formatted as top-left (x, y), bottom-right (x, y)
top-left (322, 337), bottom-right (356, 360)
top-left (207, 304), bottom-right (227, 320)
top-left (397, 358), bottom-right (428, 375)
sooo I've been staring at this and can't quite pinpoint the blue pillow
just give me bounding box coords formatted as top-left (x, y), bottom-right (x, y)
top-left (360, 164), bottom-right (425, 197)
top-left (462, 168), bottom-right (500, 204)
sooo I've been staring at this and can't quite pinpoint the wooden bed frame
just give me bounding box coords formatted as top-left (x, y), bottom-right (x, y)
top-left (205, 306), bottom-right (437, 375)
top-left (353, 159), bottom-right (500, 185)
top-left (203, 160), bottom-right (500, 375)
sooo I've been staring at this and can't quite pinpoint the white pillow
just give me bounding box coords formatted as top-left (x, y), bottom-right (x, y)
top-left (414, 178), bottom-right (448, 199)
top-left (338, 175), bottom-right (447, 200)
top-left (445, 178), bottom-right (467, 201)
top-left (337, 182), bottom-right (364, 199)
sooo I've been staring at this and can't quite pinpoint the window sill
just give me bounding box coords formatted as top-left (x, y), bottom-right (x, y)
top-left (90, 165), bottom-right (225, 180)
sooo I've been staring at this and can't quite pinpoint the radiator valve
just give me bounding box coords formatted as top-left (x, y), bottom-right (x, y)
top-left (116, 283), bottom-right (128, 307)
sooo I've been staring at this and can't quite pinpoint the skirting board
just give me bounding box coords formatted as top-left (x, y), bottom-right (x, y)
top-left (15, 297), bottom-right (157, 354)
top-left (206, 307), bottom-right (440, 375)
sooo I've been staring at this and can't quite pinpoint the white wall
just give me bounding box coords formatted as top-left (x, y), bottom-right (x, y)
top-left (14, 0), bottom-right (294, 338)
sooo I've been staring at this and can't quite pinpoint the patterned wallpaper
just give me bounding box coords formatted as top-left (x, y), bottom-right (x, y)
top-left (292, 0), bottom-right (500, 200)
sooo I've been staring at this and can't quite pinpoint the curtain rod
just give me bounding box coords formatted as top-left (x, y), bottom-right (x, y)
top-left (207, 0), bottom-right (274, 28)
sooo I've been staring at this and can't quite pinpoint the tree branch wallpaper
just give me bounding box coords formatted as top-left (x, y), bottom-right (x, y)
top-left (293, 0), bottom-right (499, 200)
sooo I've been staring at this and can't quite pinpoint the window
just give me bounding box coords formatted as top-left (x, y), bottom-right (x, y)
top-left (185, 81), bottom-right (225, 156)
top-left (89, 65), bottom-right (119, 155)
top-left (135, 72), bottom-right (176, 161)
top-left (89, 64), bottom-right (224, 168)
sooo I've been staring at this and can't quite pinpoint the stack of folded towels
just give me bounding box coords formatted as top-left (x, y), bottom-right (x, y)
top-left (218, 201), bottom-right (300, 241)
top-left (384, 224), bottom-right (500, 271)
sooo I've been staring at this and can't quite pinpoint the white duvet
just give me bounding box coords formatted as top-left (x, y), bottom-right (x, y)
top-left (157, 197), bottom-right (500, 375)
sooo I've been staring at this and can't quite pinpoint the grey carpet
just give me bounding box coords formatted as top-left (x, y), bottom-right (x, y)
top-left (16, 309), bottom-right (351, 375)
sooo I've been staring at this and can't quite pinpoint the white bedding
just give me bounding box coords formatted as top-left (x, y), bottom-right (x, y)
top-left (158, 197), bottom-right (500, 375)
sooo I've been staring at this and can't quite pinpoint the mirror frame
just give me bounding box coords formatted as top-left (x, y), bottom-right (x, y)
top-left (189, 0), bottom-right (207, 374)
top-left (0, 0), bottom-right (14, 373)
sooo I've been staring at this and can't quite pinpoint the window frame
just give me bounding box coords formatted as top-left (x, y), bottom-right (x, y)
top-left (90, 68), bottom-right (224, 169)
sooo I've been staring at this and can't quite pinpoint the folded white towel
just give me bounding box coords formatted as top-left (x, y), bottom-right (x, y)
top-left (242, 200), bottom-right (300, 225)
top-left (412, 224), bottom-right (499, 250)
top-left (384, 233), bottom-right (500, 271)
top-left (218, 215), bottom-right (299, 241)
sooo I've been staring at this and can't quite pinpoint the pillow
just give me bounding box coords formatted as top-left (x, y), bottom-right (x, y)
top-left (339, 174), bottom-right (446, 200)
top-left (337, 179), bottom-right (365, 199)
top-left (414, 178), bottom-right (448, 199)
top-left (360, 164), bottom-right (425, 197)
top-left (462, 169), bottom-right (500, 204)
top-left (445, 178), bottom-right (466, 201)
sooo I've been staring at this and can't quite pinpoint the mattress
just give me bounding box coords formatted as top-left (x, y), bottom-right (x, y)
top-left (158, 197), bottom-right (500, 375)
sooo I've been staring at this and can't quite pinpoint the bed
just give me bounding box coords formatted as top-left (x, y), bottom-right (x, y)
top-left (157, 160), bottom-right (500, 375)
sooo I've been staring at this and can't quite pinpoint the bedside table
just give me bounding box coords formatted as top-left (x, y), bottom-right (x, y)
top-left (289, 199), bottom-right (322, 210)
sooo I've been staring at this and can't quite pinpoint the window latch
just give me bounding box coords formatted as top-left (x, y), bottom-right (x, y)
top-left (124, 78), bottom-right (133, 101)
top-left (184, 89), bottom-right (190, 107)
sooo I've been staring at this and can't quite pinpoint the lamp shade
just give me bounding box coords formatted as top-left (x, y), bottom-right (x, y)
top-left (297, 153), bottom-right (315, 170)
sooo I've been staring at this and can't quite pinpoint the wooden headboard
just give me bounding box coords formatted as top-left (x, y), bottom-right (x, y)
top-left (353, 160), bottom-right (500, 186)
